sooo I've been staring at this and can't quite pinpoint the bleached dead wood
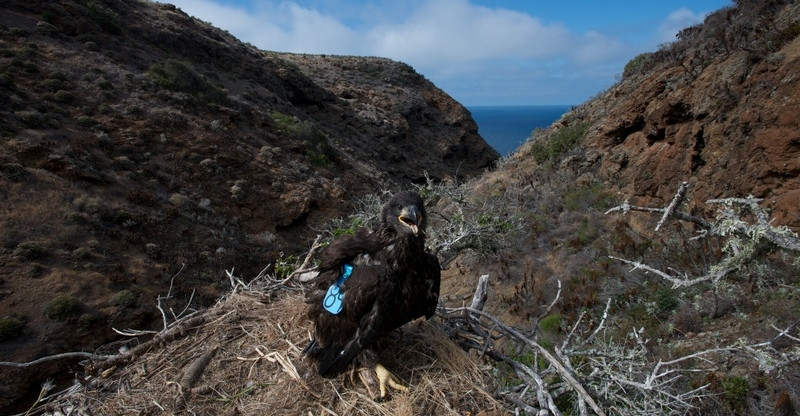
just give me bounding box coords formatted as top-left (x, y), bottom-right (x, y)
top-left (470, 274), bottom-right (489, 311)
top-left (606, 183), bottom-right (800, 289)
top-left (0, 352), bottom-right (116, 369)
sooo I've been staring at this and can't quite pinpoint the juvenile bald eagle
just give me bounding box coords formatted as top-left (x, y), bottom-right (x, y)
top-left (304, 191), bottom-right (441, 398)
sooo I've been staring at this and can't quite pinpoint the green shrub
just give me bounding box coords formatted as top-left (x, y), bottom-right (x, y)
top-left (275, 254), bottom-right (298, 279)
top-left (530, 141), bottom-right (550, 164)
top-left (37, 78), bottom-right (63, 91)
top-left (87, 0), bottom-right (121, 34)
top-left (622, 52), bottom-right (653, 79)
top-left (530, 120), bottom-right (588, 165)
top-left (0, 72), bottom-right (13, 87)
top-left (147, 59), bottom-right (227, 103)
top-left (0, 163), bottom-right (29, 182)
top-left (72, 247), bottom-right (94, 261)
top-left (15, 109), bottom-right (46, 128)
top-left (654, 287), bottom-right (679, 318)
top-left (111, 289), bottom-right (137, 309)
top-left (168, 193), bottom-right (191, 209)
top-left (269, 112), bottom-right (337, 166)
top-left (78, 313), bottom-right (98, 328)
top-left (550, 121), bottom-right (587, 159)
top-left (53, 89), bottom-right (74, 103)
top-left (539, 314), bottom-right (562, 333)
top-left (0, 317), bottom-right (24, 341)
top-left (45, 295), bottom-right (80, 321)
top-left (13, 241), bottom-right (46, 260)
top-left (76, 115), bottom-right (97, 127)
top-left (563, 183), bottom-right (615, 211)
top-left (26, 263), bottom-right (45, 277)
top-left (722, 375), bottom-right (748, 413)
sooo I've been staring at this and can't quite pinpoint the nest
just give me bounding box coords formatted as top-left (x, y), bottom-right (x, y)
top-left (41, 286), bottom-right (504, 415)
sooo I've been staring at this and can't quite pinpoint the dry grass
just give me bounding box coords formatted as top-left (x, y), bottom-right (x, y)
top-left (40, 287), bottom-right (504, 416)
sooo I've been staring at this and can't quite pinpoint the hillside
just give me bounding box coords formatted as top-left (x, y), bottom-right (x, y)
top-left (450, 0), bottom-right (800, 413)
top-left (3, 0), bottom-right (800, 414)
top-left (0, 0), bottom-right (498, 410)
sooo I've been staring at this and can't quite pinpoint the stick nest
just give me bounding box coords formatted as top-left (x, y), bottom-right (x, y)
top-left (42, 286), bottom-right (504, 415)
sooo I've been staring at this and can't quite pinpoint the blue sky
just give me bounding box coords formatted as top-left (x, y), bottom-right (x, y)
top-left (162, 0), bottom-right (732, 106)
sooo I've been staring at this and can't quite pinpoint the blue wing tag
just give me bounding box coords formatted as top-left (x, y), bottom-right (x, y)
top-left (323, 264), bottom-right (353, 315)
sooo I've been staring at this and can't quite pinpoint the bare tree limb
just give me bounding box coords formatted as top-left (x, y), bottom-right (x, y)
top-left (0, 352), bottom-right (116, 369)
top-left (655, 181), bottom-right (688, 231)
top-left (607, 255), bottom-right (733, 288)
top-left (448, 306), bottom-right (607, 416)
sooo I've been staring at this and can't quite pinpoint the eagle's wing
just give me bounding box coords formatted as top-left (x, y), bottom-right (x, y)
top-left (305, 227), bottom-right (384, 312)
top-left (423, 252), bottom-right (441, 319)
top-left (317, 228), bottom-right (382, 272)
top-left (308, 265), bottom-right (394, 376)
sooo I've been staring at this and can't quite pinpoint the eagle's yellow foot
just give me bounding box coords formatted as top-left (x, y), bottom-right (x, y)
top-left (374, 363), bottom-right (408, 399)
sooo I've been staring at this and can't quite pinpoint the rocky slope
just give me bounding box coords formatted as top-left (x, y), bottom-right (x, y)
top-left (583, 0), bottom-right (800, 226)
top-left (0, 0), bottom-right (497, 408)
top-left (446, 0), bottom-right (800, 413)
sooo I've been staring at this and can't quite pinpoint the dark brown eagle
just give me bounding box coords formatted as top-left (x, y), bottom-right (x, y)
top-left (304, 191), bottom-right (441, 398)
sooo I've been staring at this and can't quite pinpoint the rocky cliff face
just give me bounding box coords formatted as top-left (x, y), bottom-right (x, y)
top-left (583, 0), bottom-right (800, 226)
top-left (0, 0), bottom-right (496, 404)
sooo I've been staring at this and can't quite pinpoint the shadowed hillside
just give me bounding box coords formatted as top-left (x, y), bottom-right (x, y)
top-left (0, 0), bottom-right (497, 409)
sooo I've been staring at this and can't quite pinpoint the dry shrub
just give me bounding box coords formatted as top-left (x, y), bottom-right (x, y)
top-left (45, 289), bottom-right (502, 415)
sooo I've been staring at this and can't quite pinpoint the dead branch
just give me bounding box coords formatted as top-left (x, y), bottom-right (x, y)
top-left (604, 182), bottom-right (711, 230)
top-left (458, 306), bottom-right (607, 416)
top-left (655, 181), bottom-right (688, 231)
top-left (286, 234), bottom-right (325, 283)
top-left (470, 274), bottom-right (490, 311)
top-left (707, 196), bottom-right (800, 251)
top-left (607, 255), bottom-right (734, 288)
top-left (87, 312), bottom-right (211, 375)
top-left (0, 352), bottom-right (116, 369)
top-left (180, 347), bottom-right (218, 388)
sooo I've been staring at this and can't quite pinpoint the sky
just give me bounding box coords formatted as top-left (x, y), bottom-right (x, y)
top-left (161, 0), bottom-right (732, 106)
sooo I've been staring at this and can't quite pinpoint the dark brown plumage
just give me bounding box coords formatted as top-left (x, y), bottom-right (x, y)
top-left (304, 191), bottom-right (440, 396)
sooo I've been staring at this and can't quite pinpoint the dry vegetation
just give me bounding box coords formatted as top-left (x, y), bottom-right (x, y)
top-left (30, 275), bottom-right (503, 416)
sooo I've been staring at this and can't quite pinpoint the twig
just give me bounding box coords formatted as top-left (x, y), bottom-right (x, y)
top-left (541, 279), bottom-right (562, 318)
top-left (157, 264), bottom-right (186, 331)
top-left (286, 234), bottom-right (324, 283)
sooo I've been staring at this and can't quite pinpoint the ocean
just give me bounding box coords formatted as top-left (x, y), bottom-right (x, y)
top-left (468, 105), bottom-right (572, 156)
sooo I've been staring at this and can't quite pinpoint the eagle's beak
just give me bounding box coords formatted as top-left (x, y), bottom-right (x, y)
top-left (398, 205), bottom-right (421, 235)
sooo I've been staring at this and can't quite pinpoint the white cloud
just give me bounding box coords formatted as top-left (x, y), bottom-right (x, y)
top-left (367, 0), bottom-right (571, 72)
top-left (658, 7), bottom-right (707, 43)
top-left (162, 0), bottom-right (687, 104)
top-left (571, 31), bottom-right (628, 66)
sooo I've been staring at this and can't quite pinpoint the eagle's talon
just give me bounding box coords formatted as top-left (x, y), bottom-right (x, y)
top-left (375, 363), bottom-right (407, 399)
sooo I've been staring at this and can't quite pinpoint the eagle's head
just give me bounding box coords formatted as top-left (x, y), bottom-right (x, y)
top-left (381, 191), bottom-right (427, 237)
